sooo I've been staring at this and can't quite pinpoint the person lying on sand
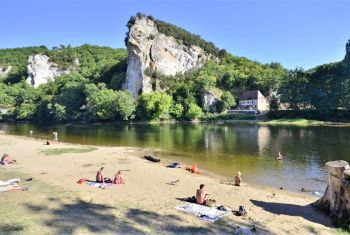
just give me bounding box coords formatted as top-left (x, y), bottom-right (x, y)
top-left (113, 170), bottom-right (125, 184)
top-left (234, 172), bottom-right (247, 186)
top-left (276, 152), bottom-right (283, 161)
top-left (0, 185), bottom-right (28, 193)
top-left (196, 184), bottom-right (209, 205)
top-left (0, 153), bottom-right (16, 165)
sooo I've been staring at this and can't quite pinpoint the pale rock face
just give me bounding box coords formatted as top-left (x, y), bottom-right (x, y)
top-left (26, 54), bottom-right (70, 88)
top-left (202, 91), bottom-right (219, 112)
top-left (125, 17), bottom-right (212, 96)
top-left (0, 66), bottom-right (12, 77)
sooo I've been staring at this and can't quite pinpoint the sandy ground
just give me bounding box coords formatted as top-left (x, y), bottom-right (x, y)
top-left (0, 133), bottom-right (337, 234)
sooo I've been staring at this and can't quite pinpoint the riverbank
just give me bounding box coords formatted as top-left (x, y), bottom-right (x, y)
top-left (0, 133), bottom-right (340, 234)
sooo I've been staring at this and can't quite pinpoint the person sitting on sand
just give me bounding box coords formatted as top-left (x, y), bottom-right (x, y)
top-left (234, 172), bottom-right (246, 186)
top-left (0, 153), bottom-right (16, 165)
top-left (46, 139), bottom-right (50, 145)
top-left (196, 184), bottom-right (209, 205)
top-left (276, 152), bottom-right (283, 161)
top-left (96, 167), bottom-right (105, 183)
top-left (113, 170), bottom-right (125, 184)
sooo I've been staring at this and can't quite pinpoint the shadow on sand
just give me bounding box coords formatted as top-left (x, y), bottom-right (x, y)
top-left (24, 197), bottom-right (276, 234)
top-left (250, 199), bottom-right (332, 227)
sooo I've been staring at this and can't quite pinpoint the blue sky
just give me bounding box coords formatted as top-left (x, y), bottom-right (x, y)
top-left (0, 0), bottom-right (349, 69)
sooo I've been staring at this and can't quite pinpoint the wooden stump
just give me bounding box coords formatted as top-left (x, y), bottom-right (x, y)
top-left (314, 160), bottom-right (350, 224)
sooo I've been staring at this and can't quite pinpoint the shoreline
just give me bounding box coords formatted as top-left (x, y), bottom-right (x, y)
top-left (0, 132), bottom-right (336, 234)
top-left (0, 132), bottom-right (324, 196)
top-left (1, 117), bottom-right (350, 127)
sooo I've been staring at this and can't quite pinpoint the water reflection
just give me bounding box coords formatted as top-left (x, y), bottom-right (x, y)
top-left (1, 122), bottom-right (350, 192)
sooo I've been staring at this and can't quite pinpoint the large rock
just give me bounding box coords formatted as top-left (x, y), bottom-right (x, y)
top-left (314, 160), bottom-right (350, 224)
top-left (26, 54), bottom-right (70, 88)
top-left (0, 66), bottom-right (12, 77)
top-left (202, 89), bottom-right (221, 112)
top-left (346, 39), bottom-right (350, 60)
top-left (124, 17), bottom-right (212, 96)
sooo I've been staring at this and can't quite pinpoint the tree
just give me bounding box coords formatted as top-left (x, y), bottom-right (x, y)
top-left (86, 84), bottom-right (118, 120)
top-left (185, 102), bottom-right (203, 120)
top-left (217, 91), bottom-right (235, 113)
top-left (137, 92), bottom-right (172, 120)
top-left (115, 91), bottom-right (136, 120)
top-left (170, 103), bottom-right (184, 119)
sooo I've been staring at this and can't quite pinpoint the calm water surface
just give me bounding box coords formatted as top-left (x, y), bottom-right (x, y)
top-left (2, 122), bottom-right (349, 193)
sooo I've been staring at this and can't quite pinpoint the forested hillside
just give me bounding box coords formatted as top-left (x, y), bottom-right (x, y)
top-left (0, 14), bottom-right (348, 123)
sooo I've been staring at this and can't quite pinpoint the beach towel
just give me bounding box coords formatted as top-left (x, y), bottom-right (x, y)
top-left (0, 178), bottom-right (20, 186)
top-left (85, 181), bottom-right (113, 188)
top-left (176, 203), bottom-right (229, 222)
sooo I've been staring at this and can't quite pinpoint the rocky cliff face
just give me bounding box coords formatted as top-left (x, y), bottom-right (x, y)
top-left (124, 17), bottom-right (212, 96)
top-left (345, 39), bottom-right (350, 60)
top-left (26, 54), bottom-right (70, 88)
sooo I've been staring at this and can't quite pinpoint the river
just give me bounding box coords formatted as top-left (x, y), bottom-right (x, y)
top-left (2, 122), bottom-right (349, 194)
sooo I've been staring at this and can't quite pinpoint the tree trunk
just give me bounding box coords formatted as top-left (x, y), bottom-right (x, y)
top-left (314, 160), bottom-right (350, 225)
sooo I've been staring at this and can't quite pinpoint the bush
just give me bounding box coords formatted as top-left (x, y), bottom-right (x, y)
top-left (185, 102), bottom-right (203, 120)
top-left (170, 103), bottom-right (184, 119)
top-left (137, 92), bottom-right (173, 120)
top-left (115, 90), bottom-right (136, 120)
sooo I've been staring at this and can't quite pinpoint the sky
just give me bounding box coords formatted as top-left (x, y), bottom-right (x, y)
top-left (0, 0), bottom-right (349, 69)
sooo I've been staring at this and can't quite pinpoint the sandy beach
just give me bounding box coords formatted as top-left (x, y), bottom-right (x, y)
top-left (0, 133), bottom-right (337, 234)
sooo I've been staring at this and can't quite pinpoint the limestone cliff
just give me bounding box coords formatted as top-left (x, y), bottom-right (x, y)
top-left (26, 54), bottom-right (70, 88)
top-left (124, 17), bottom-right (212, 96)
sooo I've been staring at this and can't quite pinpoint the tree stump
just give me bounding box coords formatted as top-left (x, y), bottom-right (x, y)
top-left (314, 160), bottom-right (350, 224)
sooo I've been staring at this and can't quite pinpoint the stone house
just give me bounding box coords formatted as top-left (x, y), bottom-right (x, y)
top-left (238, 90), bottom-right (268, 112)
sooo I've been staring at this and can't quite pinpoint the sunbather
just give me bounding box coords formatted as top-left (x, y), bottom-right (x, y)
top-left (113, 170), bottom-right (125, 184)
top-left (0, 185), bottom-right (27, 192)
top-left (96, 167), bottom-right (104, 183)
top-left (0, 153), bottom-right (16, 165)
top-left (196, 184), bottom-right (209, 205)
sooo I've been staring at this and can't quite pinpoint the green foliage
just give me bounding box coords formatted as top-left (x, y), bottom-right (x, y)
top-left (86, 83), bottom-right (118, 121)
top-left (185, 102), bottom-right (203, 120)
top-left (115, 90), bottom-right (136, 120)
top-left (269, 95), bottom-right (279, 111)
top-left (170, 103), bottom-right (184, 119)
top-left (217, 91), bottom-right (235, 113)
top-left (278, 60), bottom-right (350, 115)
top-left (138, 92), bottom-right (173, 120)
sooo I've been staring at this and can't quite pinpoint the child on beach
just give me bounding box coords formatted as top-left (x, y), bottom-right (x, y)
top-left (234, 172), bottom-right (246, 186)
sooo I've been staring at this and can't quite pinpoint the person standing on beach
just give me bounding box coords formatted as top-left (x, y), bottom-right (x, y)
top-left (52, 131), bottom-right (58, 142)
top-left (276, 152), bottom-right (283, 161)
top-left (196, 184), bottom-right (209, 205)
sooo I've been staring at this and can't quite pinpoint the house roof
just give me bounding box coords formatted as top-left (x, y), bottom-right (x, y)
top-left (240, 90), bottom-right (264, 100)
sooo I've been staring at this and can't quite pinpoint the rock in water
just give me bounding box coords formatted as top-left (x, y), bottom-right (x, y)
top-left (124, 16), bottom-right (212, 96)
top-left (26, 54), bottom-right (70, 88)
top-left (314, 160), bottom-right (350, 224)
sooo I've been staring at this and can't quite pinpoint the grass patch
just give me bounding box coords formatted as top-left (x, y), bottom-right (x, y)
top-left (259, 118), bottom-right (326, 126)
top-left (40, 147), bottom-right (97, 156)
